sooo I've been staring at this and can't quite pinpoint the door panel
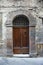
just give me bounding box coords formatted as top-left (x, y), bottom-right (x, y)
top-left (13, 27), bottom-right (29, 54)
top-left (13, 28), bottom-right (21, 47)
top-left (13, 49), bottom-right (21, 54)
top-left (21, 27), bottom-right (29, 47)
top-left (13, 48), bottom-right (29, 54)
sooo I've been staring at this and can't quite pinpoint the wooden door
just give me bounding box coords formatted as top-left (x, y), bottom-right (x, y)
top-left (13, 27), bottom-right (29, 54)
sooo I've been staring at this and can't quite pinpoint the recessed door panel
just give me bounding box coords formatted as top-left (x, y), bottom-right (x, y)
top-left (13, 28), bottom-right (21, 47)
top-left (21, 27), bottom-right (29, 47)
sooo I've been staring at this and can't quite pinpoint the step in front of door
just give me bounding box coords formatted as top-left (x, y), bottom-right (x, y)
top-left (13, 54), bottom-right (29, 58)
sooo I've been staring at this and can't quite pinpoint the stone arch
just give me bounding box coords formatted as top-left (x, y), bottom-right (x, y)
top-left (5, 10), bottom-right (37, 56)
top-left (6, 10), bottom-right (36, 26)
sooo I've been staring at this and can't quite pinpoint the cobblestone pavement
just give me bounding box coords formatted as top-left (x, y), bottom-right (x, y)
top-left (0, 57), bottom-right (43, 65)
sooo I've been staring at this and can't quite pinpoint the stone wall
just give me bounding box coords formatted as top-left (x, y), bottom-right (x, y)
top-left (0, 0), bottom-right (43, 56)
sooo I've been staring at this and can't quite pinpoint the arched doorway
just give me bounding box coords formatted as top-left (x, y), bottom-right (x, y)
top-left (13, 15), bottom-right (29, 54)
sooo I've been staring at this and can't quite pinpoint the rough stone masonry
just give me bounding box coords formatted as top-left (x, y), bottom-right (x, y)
top-left (0, 0), bottom-right (43, 57)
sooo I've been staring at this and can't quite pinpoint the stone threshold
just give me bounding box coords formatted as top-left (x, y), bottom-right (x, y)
top-left (13, 54), bottom-right (30, 58)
